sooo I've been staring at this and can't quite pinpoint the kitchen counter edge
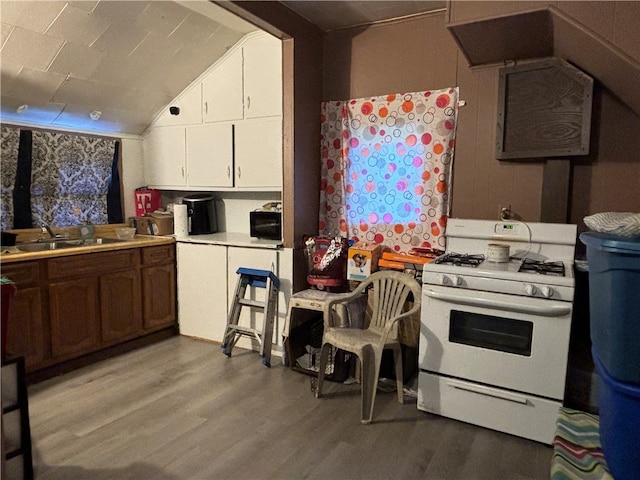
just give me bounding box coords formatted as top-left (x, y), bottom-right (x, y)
top-left (175, 232), bottom-right (283, 250)
top-left (0, 235), bottom-right (175, 264)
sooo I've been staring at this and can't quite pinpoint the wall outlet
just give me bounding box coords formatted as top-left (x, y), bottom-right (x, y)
top-left (499, 205), bottom-right (511, 220)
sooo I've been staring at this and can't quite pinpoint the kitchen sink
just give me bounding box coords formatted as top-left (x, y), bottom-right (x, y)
top-left (16, 237), bottom-right (127, 252)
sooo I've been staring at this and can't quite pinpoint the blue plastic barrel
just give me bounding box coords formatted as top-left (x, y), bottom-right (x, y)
top-left (580, 232), bottom-right (640, 384)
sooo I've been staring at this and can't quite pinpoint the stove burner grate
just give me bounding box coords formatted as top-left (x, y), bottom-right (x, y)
top-left (435, 252), bottom-right (485, 267)
top-left (519, 258), bottom-right (565, 276)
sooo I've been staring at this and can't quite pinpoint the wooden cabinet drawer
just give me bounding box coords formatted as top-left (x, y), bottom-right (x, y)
top-left (142, 245), bottom-right (175, 266)
top-left (48, 250), bottom-right (136, 279)
top-left (1, 261), bottom-right (40, 286)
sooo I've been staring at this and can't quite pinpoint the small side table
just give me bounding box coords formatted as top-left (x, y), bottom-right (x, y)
top-left (283, 289), bottom-right (367, 381)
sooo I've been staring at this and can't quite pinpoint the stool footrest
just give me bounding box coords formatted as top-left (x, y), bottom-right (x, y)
top-left (238, 298), bottom-right (266, 309)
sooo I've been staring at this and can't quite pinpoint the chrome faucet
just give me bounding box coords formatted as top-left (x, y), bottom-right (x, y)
top-left (40, 224), bottom-right (62, 240)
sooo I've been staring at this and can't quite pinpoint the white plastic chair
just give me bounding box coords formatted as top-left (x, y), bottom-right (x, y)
top-left (315, 270), bottom-right (422, 424)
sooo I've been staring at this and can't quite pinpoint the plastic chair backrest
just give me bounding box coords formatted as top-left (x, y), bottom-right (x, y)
top-left (352, 270), bottom-right (422, 336)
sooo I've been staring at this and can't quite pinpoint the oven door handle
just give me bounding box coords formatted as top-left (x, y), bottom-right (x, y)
top-left (422, 289), bottom-right (571, 317)
top-left (446, 379), bottom-right (528, 405)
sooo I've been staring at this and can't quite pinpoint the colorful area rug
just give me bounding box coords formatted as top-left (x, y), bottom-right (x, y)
top-left (551, 407), bottom-right (613, 480)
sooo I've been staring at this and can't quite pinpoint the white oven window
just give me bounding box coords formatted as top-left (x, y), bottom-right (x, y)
top-left (449, 310), bottom-right (533, 356)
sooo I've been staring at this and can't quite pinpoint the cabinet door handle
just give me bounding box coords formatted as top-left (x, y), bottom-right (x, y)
top-left (247, 96), bottom-right (250, 111)
top-left (181, 167), bottom-right (185, 178)
top-left (237, 166), bottom-right (241, 178)
top-left (227, 166), bottom-right (231, 178)
top-left (204, 101), bottom-right (208, 114)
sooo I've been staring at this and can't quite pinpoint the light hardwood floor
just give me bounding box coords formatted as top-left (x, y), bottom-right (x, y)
top-left (27, 336), bottom-right (552, 479)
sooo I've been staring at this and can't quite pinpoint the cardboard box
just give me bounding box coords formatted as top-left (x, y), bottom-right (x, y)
top-left (130, 214), bottom-right (173, 236)
top-left (347, 242), bottom-right (383, 281)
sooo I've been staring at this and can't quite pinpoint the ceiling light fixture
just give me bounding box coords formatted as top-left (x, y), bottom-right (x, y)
top-left (89, 110), bottom-right (102, 121)
top-left (16, 104), bottom-right (28, 113)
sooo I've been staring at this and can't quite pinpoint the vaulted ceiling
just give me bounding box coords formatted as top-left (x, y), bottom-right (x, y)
top-left (0, 1), bottom-right (445, 136)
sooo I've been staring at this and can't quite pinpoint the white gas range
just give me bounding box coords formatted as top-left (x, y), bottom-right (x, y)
top-left (417, 218), bottom-right (577, 444)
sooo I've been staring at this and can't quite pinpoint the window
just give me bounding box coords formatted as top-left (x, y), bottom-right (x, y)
top-left (319, 88), bottom-right (459, 253)
top-left (0, 126), bottom-right (122, 230)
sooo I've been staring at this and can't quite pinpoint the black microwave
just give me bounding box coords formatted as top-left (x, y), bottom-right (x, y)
top-left (250, 211), bottom-right (282, 240)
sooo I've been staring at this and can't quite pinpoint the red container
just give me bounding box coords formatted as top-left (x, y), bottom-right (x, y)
top-left (134, 188), bottom-right (162, 216)
top-left (304, 236), bottom-right (348, 292)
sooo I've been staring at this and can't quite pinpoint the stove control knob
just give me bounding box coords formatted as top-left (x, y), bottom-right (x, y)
top-left (541, 286), bottom-right (554, 298)
top-left (524, 284), bottom-right (537, 296)
top-left (451, 275), bottom-right (462, 286)
top-left (439, 275), bottom-right (449, 286)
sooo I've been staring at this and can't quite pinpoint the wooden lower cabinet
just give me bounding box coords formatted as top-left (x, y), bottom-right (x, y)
top-left (49, 277), bottom-right (100, 359)
top-left (142, 263), bottom-right (175, 330)
top-left (2, 244), bottom-right (176, 377)
top-left (2, 262), bottom-right (45, 370)
top-left (100, 269), bottom-right (142, 343)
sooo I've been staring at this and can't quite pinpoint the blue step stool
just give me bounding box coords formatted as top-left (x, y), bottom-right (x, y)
top-left (221, 268), bottom-right (279, 367)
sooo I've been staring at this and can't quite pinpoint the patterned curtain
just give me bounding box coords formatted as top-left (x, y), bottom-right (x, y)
top-left (30, 131), bottom-right (116, 226)
top-left (319, 88), bottom-right (459, 253)
top-left (0, 126), bottom-right (20, 230)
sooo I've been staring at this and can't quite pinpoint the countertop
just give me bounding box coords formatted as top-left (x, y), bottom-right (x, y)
top-left (1, 229), bottom-right (283, 264)
top-left (175, 232), bottom-right (283, 249)
top-left (0, 235), bottom-right (175, 264)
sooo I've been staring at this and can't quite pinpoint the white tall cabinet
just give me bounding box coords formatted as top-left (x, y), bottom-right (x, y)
top-left (176, 243), bottom-right (228, 341)
top-left (150, 31), bottom-right (289, 358)
top-left (177, 243), bottom-right (291, 358)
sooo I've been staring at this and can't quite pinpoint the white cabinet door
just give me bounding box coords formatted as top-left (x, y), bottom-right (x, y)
top-left (227, 247), bottom-right (279, 352)
top-left (202, 48), bottom-right (243, 123)
top-left (243, 34), bottom-right (282, 119)
top-left (234, 117), bottom-right (282, 189)
top-left (177, 243), bottom-right (228, 342)
top-left (143, 126), bottom-right (186, 187)
top-left (154, 86), bottom-right (202, 126)
top-left (186, 123), bottom-right (233, 187)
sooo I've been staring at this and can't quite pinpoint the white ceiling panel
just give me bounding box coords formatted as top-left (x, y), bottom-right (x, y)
top-left (0, 62), bottom-right (21, 92)
top-left (7, 68), bottom-right (66, 104)
top-left (48, 42), bottom-right (103, 80)
top-left (0, 1), bottom-right (66, 34)
top-left (90, 21), bottom-right (149, 56)
top-left (45, 4), bottom-right (110, 46)
top-left (2, 27), bottom-right (64, 71)
top-left (0, 1), bottom-right (447, 135)
top-left (136, 1), bottom-right (191, 36)
top-left (90, 0), bottom-right (149, 23)
top-left (1, 23), bottom-right (13, 48)
top-left (68, 1), bottom-right (98, 13)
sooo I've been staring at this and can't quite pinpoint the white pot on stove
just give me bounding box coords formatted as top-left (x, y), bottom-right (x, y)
top-left (486, 243), bottom-right (510, 262)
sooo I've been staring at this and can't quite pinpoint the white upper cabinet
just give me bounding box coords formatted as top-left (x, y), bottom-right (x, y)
top-left (144, 31), bottom-right (283, 191)
top-left (203, 31), bottom-right (282, 123)
top-left (186, 123), bottom-right (233, 188)
top-left (243, 33), bottom-right (282, 119)
top-left (202, 48), bottom-right (243, 123)
top-left (154, 86), bottom-right (203, 126)
top-left (235, 117), bottom-right (282, 189)
top-left (143, 126), bottom-right (186, 187)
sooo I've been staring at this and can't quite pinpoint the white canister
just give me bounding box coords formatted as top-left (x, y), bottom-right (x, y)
top-left (486, 243), bottom-right (510, 262)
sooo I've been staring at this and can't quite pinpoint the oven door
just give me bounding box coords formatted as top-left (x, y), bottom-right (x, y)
top-left (419, 284), bottom-right (573, 400)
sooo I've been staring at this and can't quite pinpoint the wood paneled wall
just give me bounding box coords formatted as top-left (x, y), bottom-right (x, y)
top-left (322, 4), bottom-right (640, 232)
